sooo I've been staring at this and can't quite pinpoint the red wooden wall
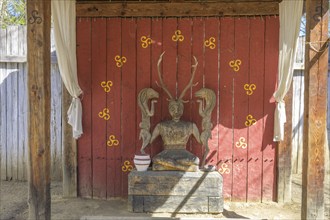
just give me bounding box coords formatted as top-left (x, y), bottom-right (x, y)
top-left (76, 16), bottom-right (279, 201)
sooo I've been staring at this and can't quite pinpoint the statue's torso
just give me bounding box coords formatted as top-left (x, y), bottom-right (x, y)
top-left (159, 120), bottom-right (194, 149)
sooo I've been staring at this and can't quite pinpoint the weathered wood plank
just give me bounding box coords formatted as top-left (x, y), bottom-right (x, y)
top-left (0, 27), bottom-right (8, 181)
top-left (277, 83), bottom-right (293, 203)
top-left (27, 0), bottom-right (51, 218)
top-left (219, 17), bottom-right (234, 200)
top-left (0, 66), bottom-right (7, 181)
top-left (232, 17), bottom-right (249, 202)
top-left (105, 18), bottom-right (122, 197)
top-left (62, 87), bottom-right (77, 197)
top-left (17, 26), bottom-right (27, 181)
top-left (247, 17), bottom-right (264, 202)
top-left (190, 18), bottom-right (204, 160)
top-left (50, 64), bottom-right (62, 181)
top-left (150, 18), bottom-right (163, 157)
top-left (76, 2), bottom-right (279, 17)
top-left (121, 18), bottom-right (137, 196)
top-left (77, 18), bottom-right (93, 198)
top-left (262, 16), bottom-right (278, 202)
top-left (302, 0), bottom-right (328, 219)
top-left (105, 18), bottom-right (121, 197)
top-left (292, 70), bottom-right (304, 174)
top-left (91, 18), bottom-right (107, 199)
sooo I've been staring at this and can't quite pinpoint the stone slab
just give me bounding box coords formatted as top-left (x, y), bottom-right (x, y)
top-left (128, 171), bottom-right (222, 196)
top-left (128, 171), bottom-right (223, 213)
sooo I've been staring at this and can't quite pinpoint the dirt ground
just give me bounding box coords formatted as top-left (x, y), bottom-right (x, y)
top-left (0, 174), bottom-right (329, 220)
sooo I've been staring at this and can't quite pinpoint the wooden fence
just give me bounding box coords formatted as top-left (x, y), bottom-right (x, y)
top-left (0, 26), bottom-right (63, 181)
top-left (0, 26), bottom-right (328, 185)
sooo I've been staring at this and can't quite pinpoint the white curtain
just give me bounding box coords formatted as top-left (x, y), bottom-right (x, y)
top-left (52, 0), bottom-right (83, 139)
top-left (273, 0), bottom-right (303, 141)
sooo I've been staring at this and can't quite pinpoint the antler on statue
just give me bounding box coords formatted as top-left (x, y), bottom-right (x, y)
top-left (157, 52), bottom-right (174, 100)
top-left (178, 56), bottom-right (198, 100)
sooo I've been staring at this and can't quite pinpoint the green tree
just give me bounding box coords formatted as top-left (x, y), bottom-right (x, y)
top-left (0, 0), bottom-right (26, 28)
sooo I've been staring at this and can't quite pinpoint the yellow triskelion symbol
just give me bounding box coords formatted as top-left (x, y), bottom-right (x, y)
top-left (100, 80), bottom-right (113, 93)
top-left (204, 37), bottom-right (216, 49)
top-left (235, 137), bottom-right (247, 149)
top-left (218, 163), bottom-right (230, 174)
top-left (141, 36), bottom-right (152, 48)
top-left (98, 108), bottom-right (110, 121)
top-left (122, 160), bottom-right (133, 172)
top-left (244, 84), bottom-right (256, 96)
top-left (245, 114), bottom-right (256, 127)
top-left (107, 135), bottom-right (119, 147)
top-left (229, 59), bottom-right (242, 72)
top-left (114, 55), bottom-right (127, 68)
top-left (172, 30), bottom-right (184, 42)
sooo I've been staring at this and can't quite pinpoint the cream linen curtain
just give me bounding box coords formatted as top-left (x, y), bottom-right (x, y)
top-left (52, 0), bottom-right (83, 139)
top-left (273, 0), bottom-right (303, 141)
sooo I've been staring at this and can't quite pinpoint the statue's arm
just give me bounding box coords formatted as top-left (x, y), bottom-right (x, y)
top-left (192, 123), bottom-right (201, 144)
top-left (150, 124), bottom-right (161, 144)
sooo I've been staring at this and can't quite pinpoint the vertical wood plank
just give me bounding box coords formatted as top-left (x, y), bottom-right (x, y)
top-left (0, 26), bottom-right (7, 180)
top-left (191, 18), bottom-right (204, 160)
top-left (247, 17), bottom-right (265, 202)
top-left (50, 64), bottom-right (62, 181)
top-left (277, 83), bottom-right (293, 203)
top-left (136, 18), bottom-right (152, 155)
top-left (17, 26), bottom-right (27, 181)
top-left (204, 18), bottom-right (219, 168)
top-left (27, 0), bottom-right (51, 217)
top-left (302, 0), bottom-right (328, 218)
top-left (162, 18), bottom-right (177, 118)
top-left (7, 26), bottom-right (19, 180)
top-left (232, 17), bottom-right (249, 202)
top-left (91, 18), bottom-right (107, 199)
top-left (62, 84), bottom-right (78, 197)
top-left (219, 17), bottom-right (234, 200)
top-left (106, 18), bottom-right (122, 197)
top-left (121, 18), bottom-right (137, 196)
top-left (0, 67), bottom-right (7, 180)
top-left (17, 65), bottom-right (25, 181)
top-left (77, 18), bottom-right (93, 198)
top-left (263, 16), bottom-right (279, 202)
top-left (177, 18), bottom-right (192, 123)
top-left (150, 18), bottom-right (163, 157)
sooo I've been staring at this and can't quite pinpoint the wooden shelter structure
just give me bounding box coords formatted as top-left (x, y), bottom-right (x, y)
top-left (25, 0), bottom-right (328, 219)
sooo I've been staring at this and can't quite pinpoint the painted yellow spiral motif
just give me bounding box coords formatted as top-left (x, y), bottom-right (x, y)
top-left (235, 137), bottom-right (247, 149)
top-left (172, 30), bottom-right (184, 42)
top-left (122, 160), bottom-right (133, 172)
top-left (114, 55), bottom-right (127, 68)
top-left (245, 114), bottom-right (257, 127)
top-left (229, 59), bottom-right (242, 72)
top-left (244, 84), bottom-right (256, 95)
top-left (107, 135), bottom-right (119, 147)
top-left (141, 36), bottom-right (152, 48)
top-left (100, 80), bottom-right (113, 92)
top-left (218, 163), bottom-right (230, 174)
top-left (98, 108), bottom-right (110, 121)
top-left (204, 37), bottom-right (216, 49)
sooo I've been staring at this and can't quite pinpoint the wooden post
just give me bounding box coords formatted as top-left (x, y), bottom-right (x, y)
top-left (27, 0), bottom-right (51, 219)
top-left (302, 0), bottom-right (328, 219)
top-left (62, 88), bottom-right (77, 197)
top-left (277, 83), bottom-right (293, 203)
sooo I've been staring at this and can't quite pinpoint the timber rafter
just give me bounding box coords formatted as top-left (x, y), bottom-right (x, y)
top-left (76, 1), bottom-right (281, 17)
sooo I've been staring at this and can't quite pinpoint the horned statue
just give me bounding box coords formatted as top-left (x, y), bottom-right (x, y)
top-left (137, 52), bottom-right (216, 171)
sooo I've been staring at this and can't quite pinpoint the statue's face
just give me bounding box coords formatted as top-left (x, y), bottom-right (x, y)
top-left (169, 100), bottom-right (184, 121)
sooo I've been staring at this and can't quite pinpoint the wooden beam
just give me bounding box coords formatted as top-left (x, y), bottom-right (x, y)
top-left (27, 0), bottom-right (51, 219)
top-left (62, 88), bottom-right (77, 197)
top-left (277, 83), bottom-right (293, 203)
top-left (302, 0), bottom-right (328, 219)
top-left (76, 2), bottom-right (279, 17)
